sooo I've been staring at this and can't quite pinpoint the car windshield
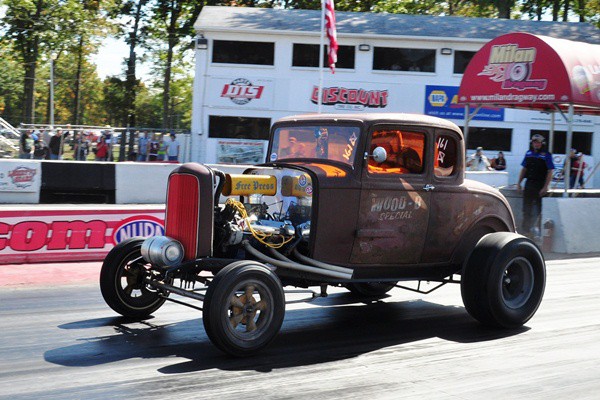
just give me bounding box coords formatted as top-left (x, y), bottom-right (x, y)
top-left (270, 125), bottom-right (361, 166)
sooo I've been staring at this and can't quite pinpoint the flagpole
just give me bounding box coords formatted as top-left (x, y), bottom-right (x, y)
top-left (318, 0), bottom-right (325, 114)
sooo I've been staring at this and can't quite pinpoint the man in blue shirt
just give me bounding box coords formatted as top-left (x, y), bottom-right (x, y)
top-left (517, 134), bottom-right (555, 236)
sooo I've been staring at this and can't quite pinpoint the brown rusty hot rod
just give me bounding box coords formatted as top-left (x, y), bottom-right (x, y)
top-left (100, 114), bottom-right (546, 356)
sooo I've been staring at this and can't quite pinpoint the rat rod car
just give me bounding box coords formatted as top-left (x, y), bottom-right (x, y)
top-left (100, 113), bottom-right (546, 356)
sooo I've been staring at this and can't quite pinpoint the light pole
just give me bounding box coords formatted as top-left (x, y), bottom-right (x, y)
top-left (49, 53), bottom-right (57, 128)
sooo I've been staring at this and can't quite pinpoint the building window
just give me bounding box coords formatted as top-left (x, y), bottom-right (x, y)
top-left (209, 116), bottom-right (271, 140)
top-left (292, 44), bottom-right (356, 69)
top-left (212, 40), bottom-right (274, 65)
top-left (453, 50), bottom-right (476, 74)
top-left (373, 47), bottom-right (435, 72)
top-left (463, 127), bottom-right (512, 152)
top-left (530, 130), bottom-right (593, 155)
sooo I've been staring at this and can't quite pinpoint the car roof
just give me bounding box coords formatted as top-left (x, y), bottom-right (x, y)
top-left (275, 113), bottom-right (464, 139)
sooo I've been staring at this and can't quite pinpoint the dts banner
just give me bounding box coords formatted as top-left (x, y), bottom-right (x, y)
top-left (0, 207), bottom-right (165, 264)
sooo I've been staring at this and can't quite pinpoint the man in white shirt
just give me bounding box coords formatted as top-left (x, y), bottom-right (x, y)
top-left (166, 133), bottom-right (180, 162)
top-left (466, 147), bottom-right (492, 171)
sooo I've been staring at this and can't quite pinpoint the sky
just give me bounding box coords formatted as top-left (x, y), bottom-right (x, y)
top-left (91, 37), bottom-right (152, 81)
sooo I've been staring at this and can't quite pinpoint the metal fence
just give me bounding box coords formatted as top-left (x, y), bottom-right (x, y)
top-left (3, 123), bottom-right (191, 163)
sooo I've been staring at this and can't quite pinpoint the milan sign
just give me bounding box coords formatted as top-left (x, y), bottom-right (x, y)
top-left (221, 78), bottom-right (265, 105)
top-left (311, 86), bottom-right (388, 110)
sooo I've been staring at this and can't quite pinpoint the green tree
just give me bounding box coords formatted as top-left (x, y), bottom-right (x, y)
top-left (108, 0), bottom-right (153, 127)
top-left (148, 0), bottom-right (202, 129)
top-left (0, 39), bottom-right (25, 125)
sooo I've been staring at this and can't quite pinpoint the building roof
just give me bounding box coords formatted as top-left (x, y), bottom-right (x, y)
top-left (195, 6), bottom-right (600, 44)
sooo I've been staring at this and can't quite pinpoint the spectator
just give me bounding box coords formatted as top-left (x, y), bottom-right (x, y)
top-left (103, 129), bottom-right (114, 161)
top-left (157, 134), bottom-right (167, 161)
top-left (73, 132), bottom-right (89, 161)
top-left (517, 134), bottom-right (555, 237)
top-left (48, 129), bottom-right (63, 160)
top-left (466, 147), bottom-right (492, 171)
top-left (567, 149), bottom-right (587, 189)
top-left (491, 151), bottom-right (507, 171)
top-left (148, 134), bottom-right (160, 161)
top-left (95, 136), bottom-right (109, 161)
top-left (137, 132), bottom-right (149, 162)
top-left (32, 133), bottom-right (48, 160)
top-left (166, 132), bottom-right (180, 162)
top-left (19, 130), bottom-right (33, 159)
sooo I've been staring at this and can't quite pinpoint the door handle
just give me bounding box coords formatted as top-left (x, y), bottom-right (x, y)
top-left (423, 184), bottom-right (435, 192)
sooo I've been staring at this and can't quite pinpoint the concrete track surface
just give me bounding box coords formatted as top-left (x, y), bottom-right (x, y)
top-left (0, 256), bottom-right (599, 400)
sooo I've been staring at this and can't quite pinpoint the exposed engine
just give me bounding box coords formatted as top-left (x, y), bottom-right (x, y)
top-left (212, 168), bottom-right (313, 257)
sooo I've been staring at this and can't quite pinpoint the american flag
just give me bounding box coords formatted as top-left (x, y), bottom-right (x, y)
top-left (324, 0), bottom-right (338, 73)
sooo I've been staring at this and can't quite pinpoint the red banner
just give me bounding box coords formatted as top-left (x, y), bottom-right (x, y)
top-left (0, 207), bottom-right (165, 264)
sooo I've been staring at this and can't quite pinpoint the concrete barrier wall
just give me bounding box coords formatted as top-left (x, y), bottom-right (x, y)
top-left (542, 197), bottom-right (600, 254)
top-left (114, 162), bottom-right (251, 204)
top-left (115, 162), bottom-right (179, 204)
top-left (0, 160), bottom-right (41, 204)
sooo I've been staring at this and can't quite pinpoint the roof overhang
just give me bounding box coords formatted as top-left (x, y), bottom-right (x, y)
top-left (457, 32), bottom-right (600, 116)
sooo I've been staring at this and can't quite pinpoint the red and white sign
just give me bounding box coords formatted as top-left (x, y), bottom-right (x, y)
top-left (0, 162), bottom-right (40, 192)
top-left (458, 32), bottom-right (600, 114)
top-left (311, 85), bottom-right (389, 110)
top-left (209, 77), bottom-right (273, 109)
top-left (0, 207), bottom-right (165, 264)
top-left (221, 78), bottom-right (265, 105)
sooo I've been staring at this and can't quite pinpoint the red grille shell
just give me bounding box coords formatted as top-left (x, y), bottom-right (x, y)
top-left (166, 173), bottom-right (200, 260)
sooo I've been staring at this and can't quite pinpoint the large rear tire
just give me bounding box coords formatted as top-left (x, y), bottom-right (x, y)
top-left (461, 232), bottom-right (546, 328)
top-left (203, 261), bottom-right (285, 356)
top-left (100, 238), bottom-right (167, 319)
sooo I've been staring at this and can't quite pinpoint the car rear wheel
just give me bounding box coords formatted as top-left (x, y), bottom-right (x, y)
top-left (461, 232), bottom-right (546, 328)
top-left (203, 261), bottom-right (285, 356)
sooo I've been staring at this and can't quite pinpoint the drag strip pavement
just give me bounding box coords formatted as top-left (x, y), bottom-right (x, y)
top-left (0, 257), bottom-right (599, 399)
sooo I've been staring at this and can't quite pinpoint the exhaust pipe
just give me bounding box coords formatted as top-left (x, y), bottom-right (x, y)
top-left (242, 241), bottom-right (352, 280)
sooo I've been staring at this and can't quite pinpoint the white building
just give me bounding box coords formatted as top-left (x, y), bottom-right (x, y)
top-left (192, 6), bottom-right (600, 186)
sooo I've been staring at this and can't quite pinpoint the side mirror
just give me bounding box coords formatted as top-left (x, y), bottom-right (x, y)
top-left (372, 146), bottom-right (387, 163)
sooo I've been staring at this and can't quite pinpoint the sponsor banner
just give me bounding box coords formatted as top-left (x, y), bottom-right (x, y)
top-left (310, 85), bottom-right (389, 110)
top-left (0, 208), bottom-right (165, 264)
top-left (527, 114), bottom-right (594, 125)
top-left (425, 85), bottom-right (504, 121)
top-left (216, 140), bottom-right (266, 164)
top-left (457, 33), bottom-right (600, 107)
top-left (207, 77), bottom-right (273, 109)
top-left (0, 161), bottom-right (41, 192)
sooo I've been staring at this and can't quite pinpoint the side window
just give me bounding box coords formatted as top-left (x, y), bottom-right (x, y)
top-left (368, 129), bottom-right (425, 175)
top-left (435, 134), bottom-right (458, 177)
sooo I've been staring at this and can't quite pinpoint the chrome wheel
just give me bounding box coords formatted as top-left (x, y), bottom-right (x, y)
top-left (502, 257), bottom-right (534, 309)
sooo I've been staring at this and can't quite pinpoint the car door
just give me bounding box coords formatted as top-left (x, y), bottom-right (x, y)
top-left (350, 125), bottom-right (432, 265)
top-left (421, 129), bottom-right (466, 263)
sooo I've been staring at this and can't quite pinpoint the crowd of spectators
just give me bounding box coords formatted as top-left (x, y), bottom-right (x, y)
top-left (16, 127), bottom-right (181, 163)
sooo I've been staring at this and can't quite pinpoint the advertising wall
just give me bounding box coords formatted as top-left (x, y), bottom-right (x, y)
top-left (0, 160), bottom-right (41, 203)
top-left (0, 206), bottom-right (164, 264)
